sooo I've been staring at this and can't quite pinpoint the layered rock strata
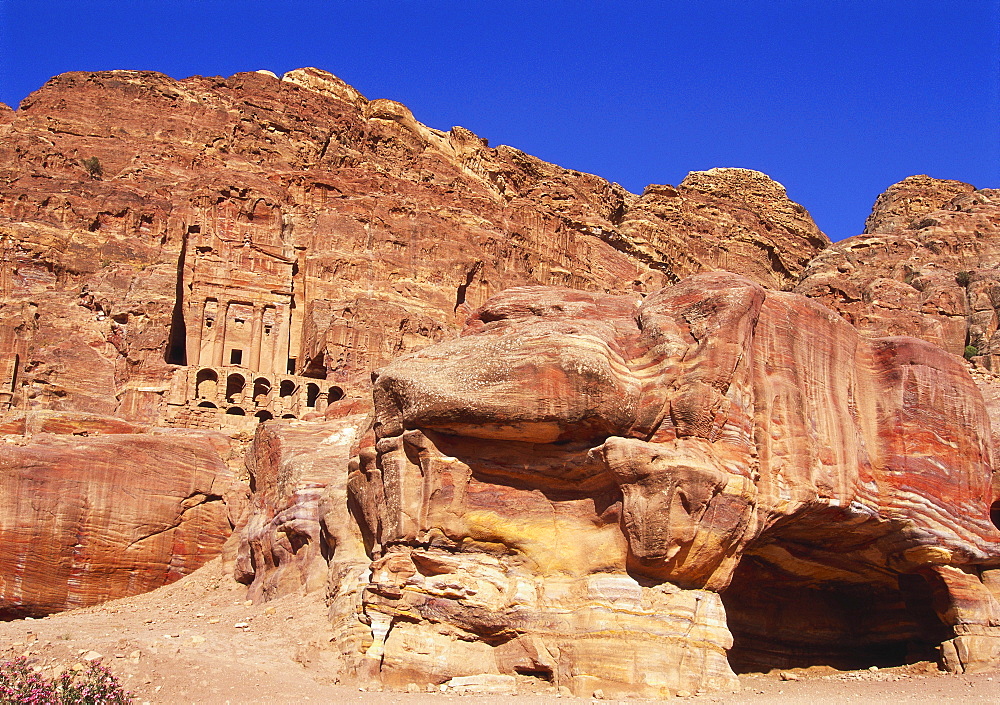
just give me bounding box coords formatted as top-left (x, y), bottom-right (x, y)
top-left (0, 412), bottom-right (237, 617)
top-left (233, 399), bottom-right (381, 672)
top-left (797, 176), bottom-right (1000, 363)
top-left (0, 67), bottom-right (836, 630)
top-left (0, 68), bottom-right (828, 427)
top-left (236, 401), bottom-right (370, 603)
top-left (348, 272), bottom-right (1000, 696)
top-left (3, 65), bottom-right (1000, 697)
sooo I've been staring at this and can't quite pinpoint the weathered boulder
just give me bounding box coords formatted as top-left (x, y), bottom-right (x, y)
top-left (235, 401), bottom-right (372, 671)
top-left (0, 413), bottom-right (238, 617)
top-left (237, 403), bottom-right (370, 602)
top-left (349, 272), bottom-right (1000, 696)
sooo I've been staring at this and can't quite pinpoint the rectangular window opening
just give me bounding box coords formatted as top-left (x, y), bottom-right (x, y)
top-left (230, 349), bottom-right (244, 365)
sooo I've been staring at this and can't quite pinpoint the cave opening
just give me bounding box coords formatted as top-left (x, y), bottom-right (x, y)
top-left (164, 231), bottom-right (189, 365)
top-left (722, 554), bottom-right (950, 673)
top-left (306, 383), bottom-right (320, 408)
top-left (301, 352), bottom-right (327, 379)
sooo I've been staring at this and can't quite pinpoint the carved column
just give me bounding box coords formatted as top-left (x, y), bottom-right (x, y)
top-left (0, 236), bottom-right (12, 299)
top-left (249, 305), bottom-right (263, 371)
top-left (274, 304), bottom-right (292, 376)
top-left (186, 300), bottom-right (204, 367)
top-left (215, 302), bottom-right (229, 367)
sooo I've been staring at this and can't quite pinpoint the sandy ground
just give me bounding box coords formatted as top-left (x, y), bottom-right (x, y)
top-left (1, 561), bottom-right (999, 704)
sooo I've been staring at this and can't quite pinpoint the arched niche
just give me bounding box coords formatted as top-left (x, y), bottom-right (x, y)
top-left (226, 373), bottom-right (246, 402)
top-left (196, 368), bottom-right (218, 398)
top-left (226, 406), bottom-right (246, 416)
top-left (328, 386), bottom-right (344, 404)
top-left (306, 383), bottom-right (320, 408)
top-left (253, 377), bottom-right (272, 403)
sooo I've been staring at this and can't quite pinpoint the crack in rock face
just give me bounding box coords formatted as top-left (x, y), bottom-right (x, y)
top-left (348, 271), bottom-right (1000, 697)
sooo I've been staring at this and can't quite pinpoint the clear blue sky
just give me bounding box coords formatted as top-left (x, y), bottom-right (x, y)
top-left (1, 1), bottom-right (997, 241)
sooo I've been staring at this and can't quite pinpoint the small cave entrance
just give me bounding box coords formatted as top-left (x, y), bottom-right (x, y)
top-left (164, 233), bottom-right (188, 365)
top-left (721, 554), bottom-right (951, 673)
top-left (301, 352), bottom-right (327, 379)
top-left (305, 382), bottom-right (320, 408)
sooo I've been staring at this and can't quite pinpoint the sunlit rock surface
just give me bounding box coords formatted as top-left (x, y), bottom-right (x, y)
top-left (348, 272), bottom-right (1000, 695)
top-left (797, 175), bottom-right (1000, 363)
top-left (0, 68), bottom-right (828, 424)
top-left (3, 66), bottom-right (1000, 696)
top-left (0, 413), bottom-right (237, 617)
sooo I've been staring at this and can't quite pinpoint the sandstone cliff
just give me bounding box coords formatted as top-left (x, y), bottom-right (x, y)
top-left (0, 68), bottom-right (831, 626)
top-left (0, 412), bottom-right (238, 618)
top-left (797, 176), bottom-right (1000, 362)
top-left (0, 68), bottom-right (829, 426)
top-left (2, 66), bottom-right (1000, 698)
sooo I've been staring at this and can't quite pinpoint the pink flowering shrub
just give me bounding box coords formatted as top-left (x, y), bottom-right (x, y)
top-left (0, 657), bottom-right (131, 704)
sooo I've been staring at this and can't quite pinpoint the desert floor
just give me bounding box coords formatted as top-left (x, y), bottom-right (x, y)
top-left (1, 560), bottom-right (998, 704)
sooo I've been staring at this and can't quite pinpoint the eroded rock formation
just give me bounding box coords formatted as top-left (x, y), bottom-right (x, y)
top-left (236, 401), bottom-right (370, 603)
top-left (2, 65), bottom-right (1000, 698)
top-left (0, 412), bottom-right (238, 618)
top-left (347, 272), bottom-right (1000, 696)
top-left (0, 68), bottom-right (828, 428)
top-left (620, 168), bottom-right (828, 288)
top-left (234, 400), bottom-right (374, 672)
top-left (0, 67), bottom-right (833, 628)
top-left (797, 176), bottom-right (1000, 362)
